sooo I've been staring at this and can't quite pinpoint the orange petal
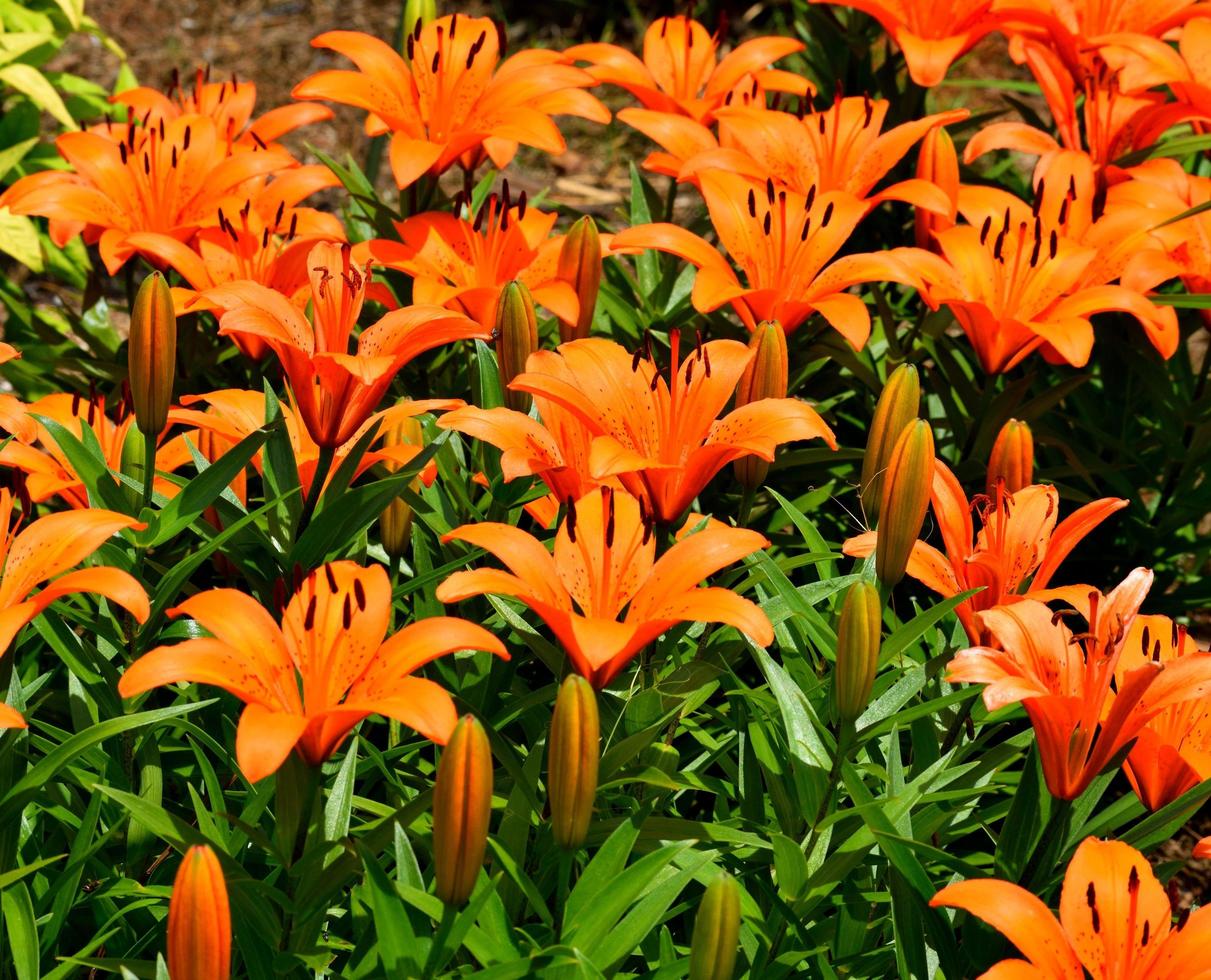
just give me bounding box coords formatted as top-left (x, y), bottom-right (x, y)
top-left (1057, 837), bottom-right (1172, 979)
top-left (930, 878), bottom-right (1083, 979)
top-left (352, 616), bottom-right (508, 697)
top-left (1032, 497), bottom-right (1128, 590)
top-left (0, 702), bottom-right (26, 728)
top-left (235, 703), bottom-right (310, 783)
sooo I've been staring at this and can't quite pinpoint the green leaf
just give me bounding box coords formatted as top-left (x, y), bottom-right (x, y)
top-left (0, 62), bottom-right (76, 127)
top-left (2, 881), bottom-right (38, 980)
top-left (143, 425), bottom-right (271, 546)
top-left (0, 206), bottom-right (41, 271)
top-left (0, 701), bottom-right (209, 822)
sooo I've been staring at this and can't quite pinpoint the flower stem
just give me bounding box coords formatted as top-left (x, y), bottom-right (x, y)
top-left (139, 431), bottom-right (157, 515)
top-left (296, 443), bottom-right (336, 539)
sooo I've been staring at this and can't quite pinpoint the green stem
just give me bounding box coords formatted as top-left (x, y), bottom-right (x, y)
top-left (139, 429), bottom-right (157, 514)
top-left (661, 176), bottom-right (678, 222)
top-left (738, 484), bottom-right (756, 528)
top-left (803, 724), bottom-right (850, 858)
top-left (296, 443), bottom-right (337, 539)
top-left (555, 848), bottom-right (574, 939)
top-left (1020, 796), bottom-right (1073, 892)
top-left (939, 698), bottom-right (976, 755)
top-left (422, 904), bottom-right (459, 979)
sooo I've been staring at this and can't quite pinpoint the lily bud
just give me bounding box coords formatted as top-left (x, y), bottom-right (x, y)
top-left (689, 873), bottom-right (741, 980)
top-left (401, 0), bottom-right (437, 61)
top-left (167, 845), bottom-right (231, 980)
top-left (128, 271), bottom-right (177, 438)
top-left (548, 674), bottom-right (599, 850)
top-left (875, 419), bottom-right (934, 589)
top-left (119, 425), bottom-right (147, 512)
top-left (986, 418), bottom-right (1033, 496)
top-left (379, 414), bottom-right (425, 560)
top-left (915, 125), bottom-right (958, 249)
top-left (833, 582), bottom-right (882, 723)
top-left (556, 216), bottom-right (602, 343)
top-left (733, 320), bottom-right (789, 491)
top-left (861, 364), bottom-right (920, 524)
top-left (432, 714), bottom-right (493, 906)
top-left (494, 280), bottom-right (538, 413)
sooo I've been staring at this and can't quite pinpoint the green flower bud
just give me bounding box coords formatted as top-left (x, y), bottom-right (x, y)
top-left (494, 280), bottom-right (538, 413)
top-left (733, 320), bottom-right (788, 491)
top-left (861, 364), bottom-right (920, 524)
top-left (548, 674), bottom-right (599, 850)
top-left (689, 872), bottom-right (742, 980)
top-left (875, 419), bottom-right (934, 589)
top-left (833, 582), bottom-right (882, 723)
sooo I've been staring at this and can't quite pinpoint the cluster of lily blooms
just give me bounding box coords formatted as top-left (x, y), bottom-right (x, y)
top-left (0, 3), bottom-right (1211, 976)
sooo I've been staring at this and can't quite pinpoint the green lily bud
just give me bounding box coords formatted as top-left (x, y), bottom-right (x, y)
top-left (432, 714), bottom-right (493, 906)
top-left (379, 414), bottom-right (424, 560)
top-left (548, 674), bottom-right (599, 850)
top-left (875, 419), bottom-right (934, 589)
top-left (733, 320), bottom-right (788, 491)
top-left (119, 425), bottom-right (148, 512)
top-left (494, 280), bottom-right (538, 413)
top-left (556, 216), bottom-right (602, 343)
top-left (861, 364), bottom-right (919, 524)
top-left (689, 872), bottom-right (741, 980)
top-left (833, 582), bottom-right (882, 723)
top-left (401, 0), bottom-right (437, 61)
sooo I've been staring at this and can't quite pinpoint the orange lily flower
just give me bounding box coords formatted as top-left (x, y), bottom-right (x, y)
top-left (1093, 158), bottom-right (1211, 297)
top-left (355, 185), bottom-right (579, 329)
top-left (292, 17), bottom-right (609, 190)
top-left (947, 568), bottom-right (1211, 799)
top-left (0, 344), bottom-right (36, 444)
top-left (1101, 18), bottom-right (1211, 129)
top-left (963, 38), bottom-right (1171, 181)
top-left (931, 836), bottom-right (1211, 980)
top-left (0, 115), bottom-right (296, 273)
top-left (1196, 837), bottom-right (1211, 860)
top-left (844, 462), bottom-right (1126, 644)
top-left (440, 333), bottom-right (836, 523)
top-left (911, 178), bottom-right (1177, 372)
top-left (1004, 0), bottom-right (1208, 79)
top-left (124, 166), bottom-right (345, 359)
top-left (0, 392), bottom-right (184, 509)
top-left (112, 67), bottom-right (331, 156)
top-left (612, 169), bottom-right (935, 345)
top-left (677, 98), bottom-right (969, 216)
top-left (807, 0), bottom-right (1003, 86)
top-left (118, 560), bottom-right (507, 782)
top-left (202, 241), bottom-right (487, 448)
top-left (436, 486), bottom-right (772, 687)
top-left (933, 150), bottom-right (1181, 369)
top-left (0, 488), bottom-right (150, 728)
top-left (1113, 614), bottom-right (1211, 810)
top-left (564, 15), bottom-right (809, 125)
top-left (168, 389), bottom-right (459, 502)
